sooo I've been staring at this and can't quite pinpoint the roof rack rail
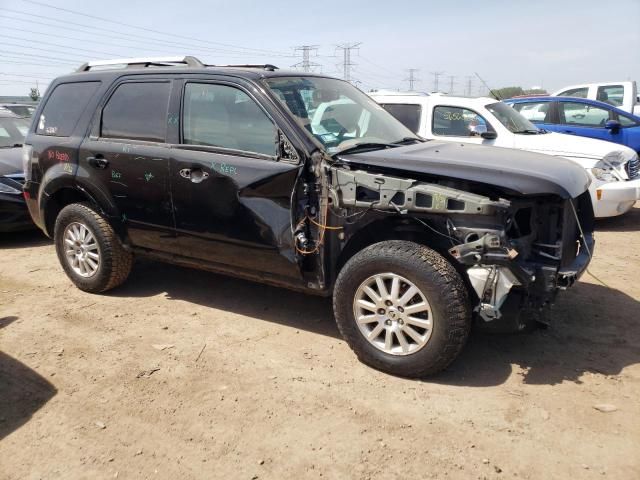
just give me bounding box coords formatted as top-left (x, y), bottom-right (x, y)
top-left (208, 64), bottom-right (279, 71)
top-left (76, 56), bottom-right (204, 72)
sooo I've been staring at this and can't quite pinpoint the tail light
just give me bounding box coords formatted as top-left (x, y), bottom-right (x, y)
top-left (22, 144), bottom-right (33, 181)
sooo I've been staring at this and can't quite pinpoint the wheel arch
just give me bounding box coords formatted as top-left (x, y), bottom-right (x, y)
top-left (333, 217), bottom-right (474, 300)
top-left (42, 183), bottom-right (123, 239)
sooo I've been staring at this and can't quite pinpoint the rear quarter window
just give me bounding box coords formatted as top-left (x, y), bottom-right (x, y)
top-left (36, 81), bottom-right (101, 136)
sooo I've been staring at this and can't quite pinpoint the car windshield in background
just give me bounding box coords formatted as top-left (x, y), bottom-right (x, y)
top-left (487, 102), bottom-right (540, 134)
top-left (264, 76), bottom-right (418, 154)
top-left (0, 116), bottom-right (29, 148)
top-left (2, 105), bottom-right (36, 117)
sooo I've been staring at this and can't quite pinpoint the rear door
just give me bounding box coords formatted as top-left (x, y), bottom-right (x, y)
top-left (170, 79), bottom-right (303, 281)
top-left (379, 103), bottom-right (422, 134)
top-left (510, 100), bottom-right (556, 131)
top-left (79, 79), bottom-right (177, 252)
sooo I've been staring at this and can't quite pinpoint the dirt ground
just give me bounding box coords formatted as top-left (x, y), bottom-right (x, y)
top-left (1, 205), bottom-right (639, 480)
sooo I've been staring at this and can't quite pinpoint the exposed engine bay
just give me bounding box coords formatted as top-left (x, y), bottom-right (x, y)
top-left (294, 164), bottom-right (595, 328)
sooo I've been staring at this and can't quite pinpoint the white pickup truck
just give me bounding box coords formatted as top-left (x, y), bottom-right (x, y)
top-left (551, 81), bottom-right (640, 116)
top-left (368, 91), bottom-right (640, 218)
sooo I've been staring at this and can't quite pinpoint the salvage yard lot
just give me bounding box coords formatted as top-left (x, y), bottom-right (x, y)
top-left (1, 206), bottom-right (639, 480)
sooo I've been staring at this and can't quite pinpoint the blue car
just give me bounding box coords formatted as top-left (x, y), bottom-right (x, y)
top-left (505, 96), bottom-right (640, 154)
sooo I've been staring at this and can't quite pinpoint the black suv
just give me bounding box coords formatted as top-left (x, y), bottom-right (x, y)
top-left (23, 56), bottom-right (595, 377)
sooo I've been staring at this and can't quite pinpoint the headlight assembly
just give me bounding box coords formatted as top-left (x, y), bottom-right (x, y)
top-left (590, 167), bottom-right (618, 182)
top-left (602, 151), bottom-right (625, 168)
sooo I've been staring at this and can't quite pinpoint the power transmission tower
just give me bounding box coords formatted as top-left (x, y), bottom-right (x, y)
top-left (430, 71), bottom-right (444, 92)
top-left (447, 75), bottom-right (456, 94)
top-left (336, 42), bottom-right (361, 82)
top-left (292, 45), bottom-right (321, 72)
top-left (404, 69), bottom-right (420, 91)
top-left (465, 76), bottom-right (474, 96)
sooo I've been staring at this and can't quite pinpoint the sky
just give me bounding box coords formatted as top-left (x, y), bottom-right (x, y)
top-left (1, 0), bottom-right (639, 97)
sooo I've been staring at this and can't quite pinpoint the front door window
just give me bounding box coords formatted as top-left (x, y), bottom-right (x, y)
top-left (558, 102), bottom-right (611, 127)
top-left (182, 83), bottom-right (277, 157)
top-left (432, 106), bottom-right (492, 137)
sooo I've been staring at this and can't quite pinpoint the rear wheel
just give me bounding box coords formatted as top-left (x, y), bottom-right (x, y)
top-left (54, 203), bottom-right (132, 293)
top-left (333, 240), bottom-right (471, 377)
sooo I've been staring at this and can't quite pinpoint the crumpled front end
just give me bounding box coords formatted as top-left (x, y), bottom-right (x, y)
top-left (329, 164), bottom-right (595, 329)
top-left (447, 190), bottom-right (594, 325)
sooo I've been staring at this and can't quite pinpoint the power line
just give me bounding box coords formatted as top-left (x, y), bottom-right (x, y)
top-left (18, 0), bottom-right (293, 57)
top-left (0, 49), bottom-right (86, 64)
top-left (404, 69), bottom-right (420, 91)
top-left (0, 14), bottom-right (293, 59)
top-left (353, 64), bottom-right (401, 84)
top-left (0, 34), bottom-right (125, 58)
top-left (359, 55), bottom-right (402, 79)
top-left (430, 71), bottom-right (444, 92)
top-left (335, 42), bottom-right (361, 82)
top-left (0, 79), bottom-right (49, 85)
top-left (447, 75), bottom-right (456, 94)
top-left (0, 25), bottom-right (191, 57)
top-left (0, 72), bottom-right (56, 79)
top-left (291, 45), bottom-right (321, 73)
top-left (465, 76), bottom-right (474, 96)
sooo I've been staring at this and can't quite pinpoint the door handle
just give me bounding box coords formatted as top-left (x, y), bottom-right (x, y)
top-left (87, 155), bottom-right (109, 169)
top-left (179, 168), bottom-right (209, 184)
top-left (563, 130), bottom-right (575, 134)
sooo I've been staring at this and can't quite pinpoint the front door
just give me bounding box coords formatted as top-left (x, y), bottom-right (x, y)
top-left (556, 101), bottom-right (615, 142)
top-left (170, 81), bottom-right (303, 282)
top-left (79, 80), bottom-right (176, 252)
top-left (429, 105), bottom-right (497, 145)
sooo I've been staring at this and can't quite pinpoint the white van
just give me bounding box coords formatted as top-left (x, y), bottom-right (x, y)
top-left (369, 91), bottom-right (640, 218)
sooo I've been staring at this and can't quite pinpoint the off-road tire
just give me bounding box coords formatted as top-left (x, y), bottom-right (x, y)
top-left (333, 240), bottom-right (471, 377)
top-left (54, 202), bottom-right (132, 293)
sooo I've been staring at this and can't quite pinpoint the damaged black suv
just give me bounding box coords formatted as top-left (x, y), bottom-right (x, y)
top-left (23, 56), bottom-right (594, 377)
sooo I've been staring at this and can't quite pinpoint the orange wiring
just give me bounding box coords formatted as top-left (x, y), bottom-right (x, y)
top-left (294, 202), bottom-right (339, 255)
top-left (307, 214), bottom-right (344, 230)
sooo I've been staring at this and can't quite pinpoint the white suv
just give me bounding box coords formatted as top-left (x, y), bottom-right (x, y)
top-left (369, 92), bottom-right (640, 218)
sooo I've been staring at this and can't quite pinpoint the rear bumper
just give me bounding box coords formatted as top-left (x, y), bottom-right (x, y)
top-left (22, 180), bottom-right (46, 233)
top-left (592, 178), bottom-right (640, 217)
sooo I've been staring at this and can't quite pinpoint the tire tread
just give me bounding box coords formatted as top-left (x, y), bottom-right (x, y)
top-left (333, 240), bottom-right (471, 378)
top-left (54, 202), bottom-right (132, 293)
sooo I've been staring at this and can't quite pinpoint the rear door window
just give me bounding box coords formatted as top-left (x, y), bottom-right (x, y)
top-left (36, 81), bottom-right (101, 136)
top-left (101, 82), bottom-right (171, 143)
top-left (558, 87), bottom-right (589, 98)
top-left (596, 85), bottom-right (624, 106)
top-left (380, 104), bottom-right (422, 133)
top-left (511, 101), bottom-right (552, 123)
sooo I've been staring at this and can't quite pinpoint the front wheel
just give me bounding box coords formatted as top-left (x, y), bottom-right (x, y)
top-left (54, 202), bottom-right (133, 293)
top-left (333, 241), bottom-right (471, 377)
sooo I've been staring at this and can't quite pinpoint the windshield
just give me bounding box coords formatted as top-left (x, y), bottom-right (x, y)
top-left (486, 102), bottom-right (539, 133)
top-left (264, 76), bottom-right (419, 153)
top-left (0, 116), bottom-right (29, 148)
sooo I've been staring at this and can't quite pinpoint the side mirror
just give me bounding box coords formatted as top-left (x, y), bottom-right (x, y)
top-left (468, 123), bottom-right (487, 136)
top-left (604, 120), bottom-right (621, 133)
top-left (480, 131), bottom-right (498, 140)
